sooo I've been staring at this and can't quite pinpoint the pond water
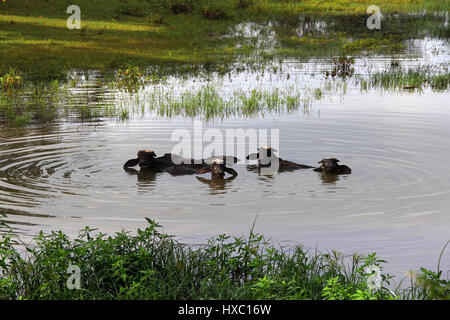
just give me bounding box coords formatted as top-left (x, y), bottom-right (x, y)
top-left (0, 38), bottom-right (449, 280)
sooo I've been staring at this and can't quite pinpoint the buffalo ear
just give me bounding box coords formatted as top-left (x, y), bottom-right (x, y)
top-left (318, 159), bottom-right (324, 164)
top-left (197, 167), bottom-right (211, 174)
top-left (124, 158), bottom-right (139, 168)
top-left (246, 153), bottom-right (259, 160)
top-left (225, 167), bottom-right (238, 177)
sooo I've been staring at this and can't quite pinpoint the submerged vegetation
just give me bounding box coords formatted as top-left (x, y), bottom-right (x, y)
top-left (2, 63), bottom-right (449, 126)
top-left (118, 83), bottom-right (316, 120)
top-left (113, 64), bottom-right (160, 93)
top-left (359, 66), bottom-right (450, 91)
top-left (0, 79), bottom-right (67, 126)
top-left (0, 68), bottom-right (132, 126)
top-left (0, 218), bottom-right (448, 300)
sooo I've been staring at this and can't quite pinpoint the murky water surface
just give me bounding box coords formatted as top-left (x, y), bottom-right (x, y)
top-left (1, 38), bottom-right (449, 279)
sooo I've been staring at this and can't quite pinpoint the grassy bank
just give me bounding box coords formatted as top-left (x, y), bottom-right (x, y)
top-left (0, 0), bottom-right (448, 78)
top-left (0, 217), bottom-right (448, 300)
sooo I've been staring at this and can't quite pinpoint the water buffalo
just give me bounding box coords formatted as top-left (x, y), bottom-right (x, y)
top-left (313, 158), bottom-right (352, 174)
top-left (196, 159), bottom-right (238, 179)
top-left (246, 146), bottom-right (314, 172)
top-left (123, 150), bottom-right (157, 169)
top-left (124, 150), bottom-right (239, 176)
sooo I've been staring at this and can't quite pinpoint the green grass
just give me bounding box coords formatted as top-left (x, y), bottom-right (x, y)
top-left (0, 216), bottom-right (448, 300)
top-left (359, 66), bottom-right (450, 91)
top-left (0, 73), bottom-right (133, 126)
top-left (0, 67), bottom-right (317, 126)
top-left (0, 0), bottom-right (448, 78)
top-left (2, 64), bottom-right (449, 127)
top-left (118, 83), bottom-right (317, 120)
top-left (2, 61), bottom-right (449, 127)
top-left (0, 80), bottom-right (66, 126)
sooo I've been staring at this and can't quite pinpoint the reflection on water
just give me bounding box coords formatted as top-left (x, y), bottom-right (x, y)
top-left (1, 37), bottom-right (450, 278)
top-left (1, 93), bottom-right (450, 278)
top-left (124, 167), bottom-right (159, 187)
top-left (196, 176), bottom-right (237, 194)
top-left (2, 89), bottom-right (449, 278)
top-left (318, 173), bottom-right (342, 184)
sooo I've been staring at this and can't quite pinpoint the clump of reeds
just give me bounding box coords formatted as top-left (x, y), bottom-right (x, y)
top-left (119, 84), bottom-right (315, 120)
top-left (0, 80), bottom-right (66, 126)
top-left (360, 66), bottom-right (450, 91)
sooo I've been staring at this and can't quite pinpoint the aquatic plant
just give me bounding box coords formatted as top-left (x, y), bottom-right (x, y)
top-left (314, 88), bottom-right (323, 100)
top-left (326, 55), bottom-right (355, 78)
top-left (360, 67), bottom-right (450, 91)
top-left (430, 73), bottom-right (450, 91)
top-left (0, 81), bottom-right (67, 126)
top-left (0, 68), bottom-right (23, 92)
top-left (113, 65), bottom-right (152, 93)
top-left (0, 78), bottom-right (129, 126)
top-left (117, 83), bottom-right (315, 120)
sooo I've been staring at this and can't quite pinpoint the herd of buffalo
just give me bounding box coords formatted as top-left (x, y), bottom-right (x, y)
top-left (123, 146), bottom-right (352, 181)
